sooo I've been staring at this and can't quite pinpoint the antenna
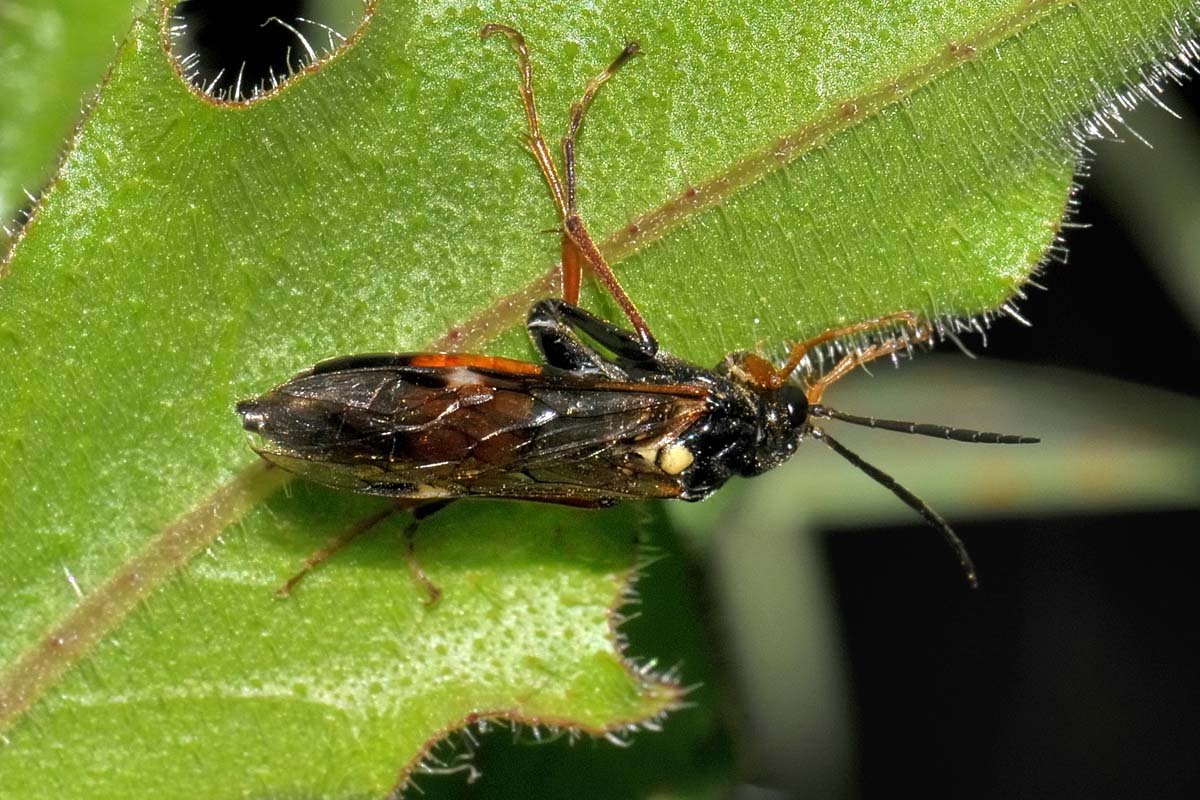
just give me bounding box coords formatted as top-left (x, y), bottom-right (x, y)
top-left (810, 428), bottom-right (980, 588)
top-left (809, 405), bottom-right (1039, 444)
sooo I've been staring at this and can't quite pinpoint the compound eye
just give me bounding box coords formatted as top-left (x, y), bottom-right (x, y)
top-left (782, 385), bottom-right (809, 430)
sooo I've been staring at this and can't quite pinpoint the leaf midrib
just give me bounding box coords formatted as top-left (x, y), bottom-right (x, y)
top-left (433, 0), bottom-right (1071, 352)
top-left (0, 0), bottom-right (1080, 734)
top-left (0, 463), bottom-right (289, 733)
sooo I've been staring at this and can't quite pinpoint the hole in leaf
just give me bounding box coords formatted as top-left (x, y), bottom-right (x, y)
top-left (168, 0), bottom-right (368, 102)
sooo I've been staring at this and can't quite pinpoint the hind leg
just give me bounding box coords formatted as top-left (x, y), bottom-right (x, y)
top-left (275, 500), bottom-right (452, 600)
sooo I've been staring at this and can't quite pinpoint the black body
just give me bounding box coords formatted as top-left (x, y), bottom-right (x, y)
top-left (238, 299), bottom-right (811, 505)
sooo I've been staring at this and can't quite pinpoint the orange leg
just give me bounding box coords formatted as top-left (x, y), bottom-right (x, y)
top-left (404, 523), bottom-right (443, 606)
top-left (773, 312), bottom-right (920, 386)
top-left (481, 24), bottom-right (655, 351)
top-left (275, 505), bottom-right (400, 598)
top-left (737, 312), bottom-right (923, 390)
top-left (479, 24), bottom-right (569, 216)
top-left (561, 234), bottom-right (584, 305)
top-left (561, 38), bottom-right (640, 213)
top-left (805, 324), bottom-right (933, 404)
top-left (275, 500), bottom-right (452, 601)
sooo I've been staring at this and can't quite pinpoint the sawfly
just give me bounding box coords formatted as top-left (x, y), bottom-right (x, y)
top-left (237, 24), bottom-right (1037, 593)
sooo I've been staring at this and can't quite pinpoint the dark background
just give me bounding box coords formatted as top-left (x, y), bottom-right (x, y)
top-left (825, 80), bottom-right (1200, 799)
top-left (176, 4), bottom-right (1200, 798)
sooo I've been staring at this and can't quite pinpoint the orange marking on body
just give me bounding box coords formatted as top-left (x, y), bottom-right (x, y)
top-left (407, 354), bottom-right (543, 375)
top-left (738, 354), bottom-right (778, 388)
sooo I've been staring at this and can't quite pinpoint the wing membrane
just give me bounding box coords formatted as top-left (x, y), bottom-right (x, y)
top-left (241, 355), bottom-right (707, 502)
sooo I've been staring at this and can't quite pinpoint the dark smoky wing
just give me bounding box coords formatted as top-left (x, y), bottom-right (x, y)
top-left (439, 461), bottom-right (686, 503)
top-left (513, 386), bottom-right (684, 463)
top-left (242, 361), bottom-right (706, 499)
top-left (248, 364), bottom-right (550, 460)
top-left (248, 450), bottom-right (414, 496)
top-left (278, 365), bottom-right (468, 418)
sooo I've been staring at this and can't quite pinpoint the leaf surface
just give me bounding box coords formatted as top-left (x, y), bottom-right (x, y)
top-left (0, 0), bottom-right (135, 248)
top-left (2, 0), bottom-right (1198, 796)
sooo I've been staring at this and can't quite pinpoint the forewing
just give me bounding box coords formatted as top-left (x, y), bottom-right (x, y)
top-left (242, 355), bottom-right (707, 501)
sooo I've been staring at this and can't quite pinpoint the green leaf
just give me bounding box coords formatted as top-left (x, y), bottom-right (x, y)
top-left (2, 0), bottom-right (1198, 797)
top-left (0, 0), bottom-right (137, 247)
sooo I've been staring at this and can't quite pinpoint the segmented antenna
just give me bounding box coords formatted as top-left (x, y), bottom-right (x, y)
top-left (810, 428), bottom-right (980, 588)
top-left (809, 405), bottom-right (1039, 444)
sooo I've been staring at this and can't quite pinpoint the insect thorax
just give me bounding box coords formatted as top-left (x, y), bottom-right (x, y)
top-left (675, 364), bottom-right (809, 501)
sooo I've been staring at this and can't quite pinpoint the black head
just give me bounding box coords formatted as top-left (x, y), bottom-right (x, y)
top-left (779, 383), bottom-right (809, 430)
top-left (739, 381), bottom-right (810, 476)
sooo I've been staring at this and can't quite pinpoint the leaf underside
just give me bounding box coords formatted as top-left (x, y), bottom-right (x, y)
top-left (2, 0), bottom-right (1198, 797)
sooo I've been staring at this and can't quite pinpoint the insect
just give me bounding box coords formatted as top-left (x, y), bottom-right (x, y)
top-left (237, 24), bottom-right (1037, 592)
